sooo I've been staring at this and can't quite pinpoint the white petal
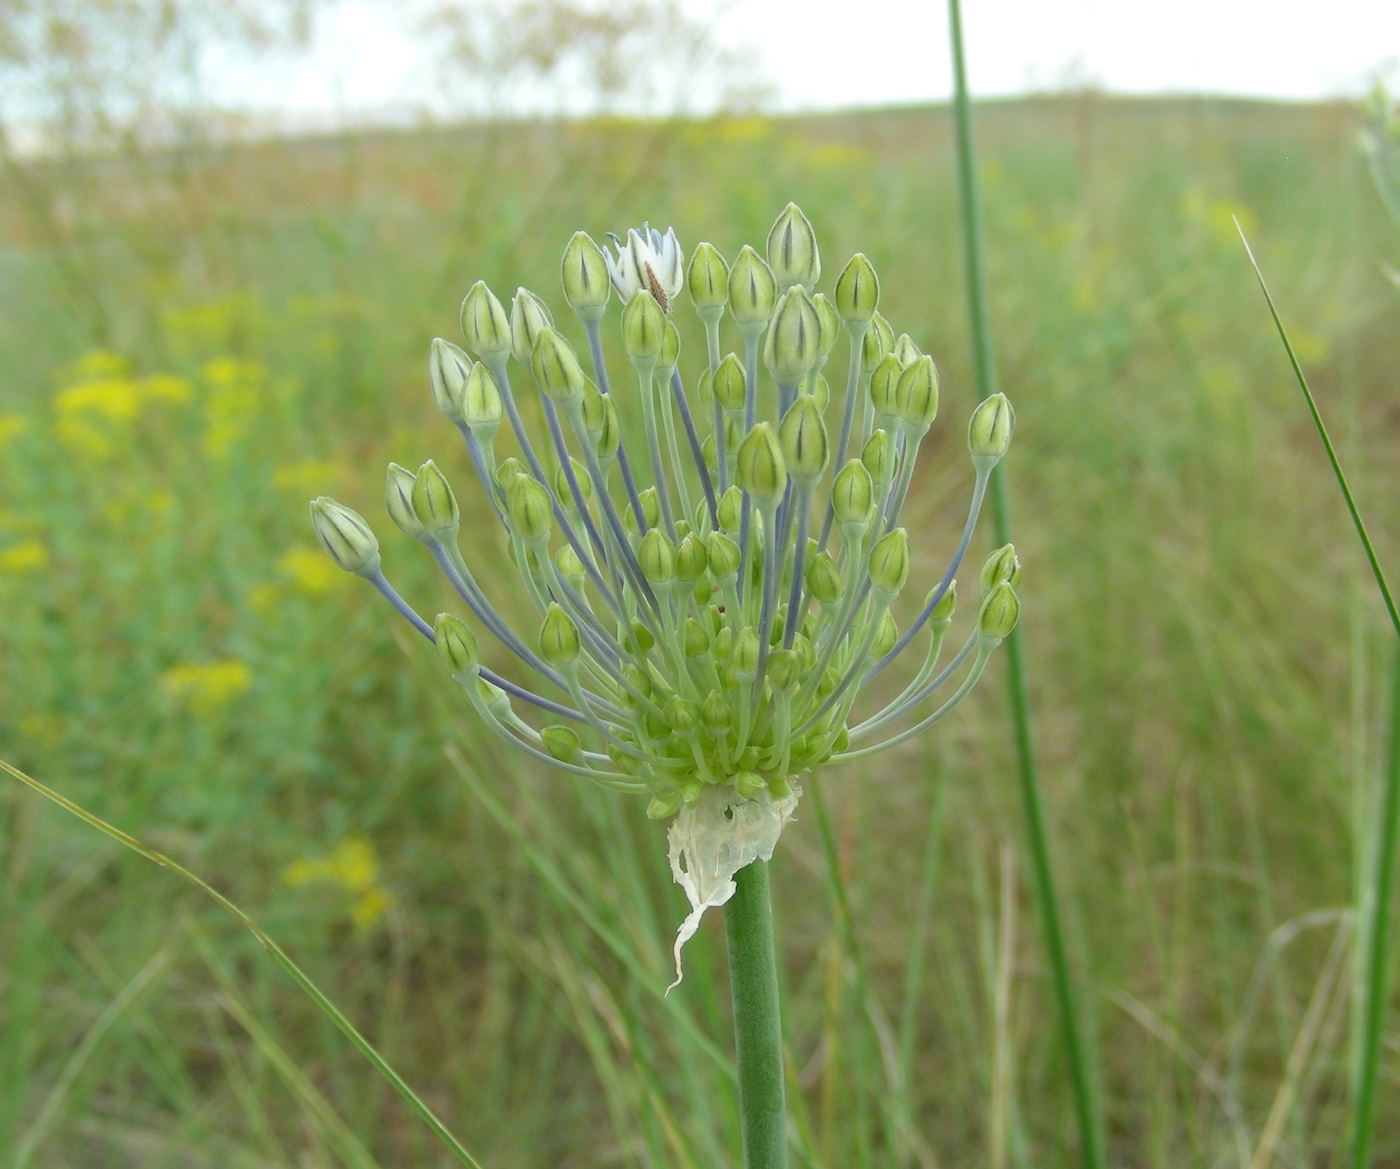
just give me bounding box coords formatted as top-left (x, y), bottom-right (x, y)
top-left (659, 227), bottom-right (685, 298)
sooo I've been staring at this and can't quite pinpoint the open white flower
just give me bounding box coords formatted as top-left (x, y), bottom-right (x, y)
top-left (604, 224), bottom-right (684, 310)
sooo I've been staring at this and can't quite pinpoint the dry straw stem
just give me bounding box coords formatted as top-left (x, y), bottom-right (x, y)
top-left (0, 756), bottom-right (486, 1169)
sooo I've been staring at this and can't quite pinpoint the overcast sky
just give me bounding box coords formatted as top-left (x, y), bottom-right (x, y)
top-left (255, 0), bottom-right (1400, 120)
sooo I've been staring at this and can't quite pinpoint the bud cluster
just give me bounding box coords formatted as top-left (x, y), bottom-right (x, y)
top-left (311, 203), bottom-right (1019, 819)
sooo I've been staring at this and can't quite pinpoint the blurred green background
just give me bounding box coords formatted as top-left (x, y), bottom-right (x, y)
top-left (3, 56), bottom-right (1400, 1169)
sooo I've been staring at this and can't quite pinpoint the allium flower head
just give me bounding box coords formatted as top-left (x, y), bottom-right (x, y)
top-left (312, 205), bottom-right (1019, 983)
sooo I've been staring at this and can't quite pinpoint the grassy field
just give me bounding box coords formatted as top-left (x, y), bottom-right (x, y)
top-left (2, 94), bottom-right (1399, 1167)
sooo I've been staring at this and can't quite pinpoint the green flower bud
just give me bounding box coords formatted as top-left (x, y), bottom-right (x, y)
top-left (462, 361), bottom-right (503, 439)
top-left (539, 602), bottom-right (581, 668)
top-left (434, 611), bottom-right (479, 678)
top-left (699, 691), bottom-right (729, 730)
top-left (596, 395), bottom-right (621, 459)
top-left (861, 311), bottom-right (895, 373)
top-left (621, 287), bottom-right (666, 363)
top-left (713, 353), bottom-right (746, 411)
top-left (477, 678), bottom-right (510, 719)
top-left (310, 497), bottom-right (380, 576)
top-left (979, 543), bottom-right (1022, 596)
top-left (892, 333), bottom-right (922, 368)
top-left (737, 422), bottom-right (787, 504)
top-left (623, 662), bottom-right (652, 699)
top-left (683, 616), bottom-right (711, 657)
top-left (625, 486), bottom-right (661, 534)
top-left (510, 287), bottom-right (553, 367)
top-left (554, 457), bottom-right (592, 506)
top-left (831, 458), bottom-right (872, 525)
top-left (861, 429), bottom-right (889, 481)
top-left (767, 648), bottom-right (802, 691)
top-left (541, 724), bottom-right (582, 762)
top-left (460, 281), bottom-right (511, 359)
top-left (778, 395), bottom-right (829, 486)
top-left (735, 771), bottom-right (767, 800)
top-left (609, 742), bottom-right (642, 775)
top-left (429, 337), bottom-right (470, 421)
top-left (763, 286), bottom-right (821, 384)
top-left (707, 531), bottom-right (741, 580)
top-left (412, 460), bottom-right (460, 539)
top-left (561, 231), bottom-right (610, 321)
top-left (658, 319), bottom-right (681, 372)
top-left (713, 627), bottom-right (733, 661)
top-left (385, 462), bottom-right (425, 540)
top-left (817, 666), bottom-right (839, 698)
top-left (978, 581), bottom-right (1020, 641)
top-left (930, 579), bottom-right (957, 624)
top-left (717, 485), bottom-right (743, 532)
top-left (530, 327), bottom-right (586, 402)
top-left (873, 609), bottom-right (898, 657)
top-left (767, 201), bottom-right (821, 289)
top-left (813, 374), bottom-right (830, 413)
top-left (495, 457), bottom-right (528, 492)
top-left (968, 392), bottom-right (1015, 465)
top-left (638, 528), bottom-right (675, 584)
top-left (806, 549), bottom-right (842, 604)
top-left (767, 775), bottom-right (793, 799)
top-left (675, 519), bottom-right (692, 540)
top-left (665, 695), bottom-right (700, 734)
top-left (555, 542), bottom-right (586, 586)
top-left (687, 242), bottom-right (729, 313)
top-left (506, 474), bottom-right (553, 545)
top-left (728, 244), bottom-right (777, 328)
top-left (733, 627), bottom-right (761, 674)
top-left (792, 629), bottom-right (814, 669)
top-left (868, 527), bottom-right (910, 597)
top-left (870, 353), bottom-right (902, 418)
top-left (646, 796), bottom-right (679, 820)
top-left (834, 252), bottom-right (879, 322)
top-left (581, 379), bottom-right (606, 436)
top-left (724, 413), bottom-right (743, 453)
top-left (811, 292), bottom-right (840, 359)
top-left (675, 532), bottom-right (708, 581)
top-left (896, 354), bottom-right (939, 429)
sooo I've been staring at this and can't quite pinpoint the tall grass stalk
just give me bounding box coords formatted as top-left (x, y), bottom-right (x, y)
top-left (1237, 227), bottom-right (1400, 1169)
top-left (945, 2), bottom-right (1107, 1165)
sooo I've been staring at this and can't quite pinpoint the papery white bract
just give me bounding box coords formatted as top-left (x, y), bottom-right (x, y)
top-left (604, 224), bottom-right (685, 309)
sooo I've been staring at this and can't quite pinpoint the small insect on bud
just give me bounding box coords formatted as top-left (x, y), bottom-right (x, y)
top-left (412, 460), bottom-right (460, 540)
top-left (665, 695), bottom-right (700, 734)
top-left (868, 527), bottom-right (910, 597)
top-left (767, 648), bottom-right (803, 691)
top-left (462, 361), bottom-right (503, 442)
top-left (385, 462), bottom-right (426, 540)
top-left (831, 458), bottom-right (873, 526)
top-left (717, 485), bottom-right (743, 532)
top-left (542, 724), bottom-right (582, 763)
top-left (896, 355), bottom-right (939, 431)
top-left (434, 612), bottom-right (479, 679)
top-left (553, 457), bottom-right (592, 507)
top-left (979, 544), bottom-right (1022, 597)
top-left (638, 528), bottom-right (675, 585)
top-left (930, 579), bottom-right (957, 625)
top-left (806, 549), bottom-right (842, 604)
top-left (510, 287), bottom-right (554, 367)
top-left (460, 281), bottom-right (512, 359)
top-left (873, 610), bottom-right (899, 658)
top-left (767, 201), bottom-right (821, 290)
top-left (861, 312), bottom-right (895, 373)
top-left (310, 498), bottom-right (380, 576)
top-left (834, 252), bottom-right (880, 323)
top-left (978, 581), bottom-right (1020, 642)
top-left (506, 475), bottom-right (553, 546)
top-left (737, 422), bottom-right (787, 504)
top-left (892, 333), bottom-right (922, 368)
top-left (675, 532), bottom-right (709, 581)
top-left (811, 292), bottom-right (840, 360)
top-left (870, 354), bottom-right (902, 419)
top-left (539, 602), bottom-right (581, 668)
top-left (707, 531), bottom-right (741, 581)
top-left (968, 392), bottom-right (1015, 466)
top-left (621, 287), bottom-right (667, 365)
top-left (779, 395), bottom-right (829, 487)
top-left (658, 319), bottom-right (681, 372)
top-left (561, 231), bottom-right (610, 322)
top-left (530, 328), bottom-right (585, 402)
top-left (861, 429), bottom-right (889, 482)
top-left (763, 286), bottom-right (821, 384)
top-left (733, 627), bottom-right (761, 675)
top-left (429, 337), bottom-right (470, 421)
top-left (555, 542), bottom-right (586, 587)
top-left (683, 616), bottom-right (711, 657)
top-left (687, 242), bottom-right (729, 314)
top-left (728, 244), bottom-right (777, 328)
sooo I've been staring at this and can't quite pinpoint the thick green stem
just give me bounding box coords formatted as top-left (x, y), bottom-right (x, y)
top-left (946, 2), bottom-right (1106, 1166)
top-left (725, 859), bottom-right (788, 1169)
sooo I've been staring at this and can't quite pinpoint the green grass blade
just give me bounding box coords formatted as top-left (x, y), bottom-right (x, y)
top-left (946, 2), bottom-right (1107, 1165)
top-left (0, 757), bottom-right (486, 1169)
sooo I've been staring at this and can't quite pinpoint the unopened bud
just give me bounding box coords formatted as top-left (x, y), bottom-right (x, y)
top-left (811, 292), bottom-right (840, 359)
top-left (460, 281), bottom-right (511, 359)
top-left (930, 579), bottom-right (957, 624)
top-left (831, 458), bottom-right (872, 525)
top-left (561, 231), bottom-right (610, 321)
top-left (429, 338), bottom-right (470, 421)
top-left (892, 333), bottom-right (922, 368)
top-left (665, 695), bottom-right (700, 734)
top-left (834, 252), bottom-right (879, 322)
top-left (684, 616), bottom-right (711, 657)
top-left (554, 457), bottom-right (592, 506)
top-left (737, 422), bottom-right (787, 504)
top-left (412, 460), bottom-right (460, 538)
top-left (495, 457), bottom-right (528, 492)
top-left (676, 532), bottom-right (708, 581)
top-left (506, 475), bottom-right (553, 545)
top-left (717, 485), bottom-right (743, 532)
top-left (763, 286), bottom-right (820, 384)
top-left (813, 374), bottom-right (830, 412)
top-left (873, 610), bottom-right (898, 657)
top-left (806, 549), bottom-right (842, 604)
top-left (621, 287), bottom-right (666, 363)
top-left (596, 395), bottom-right (621, 458)
top-left (713, 627), bottom-right (733, 661)
top-left (707, 531), bottom-right (741, 580)
top-left (530, 328), bottom-right (585, 402)
top-left (861, 429), bottom-right (889, 481)
top-left (868, 527), bottom-right (910, 596)
top-left (728, 244), bottom-right (777, 327)
top-left (310, 498), bottom-right (380, 576)
top-left (713, 353), bottom-right (747, 410)
top-left (539, 603), bottom-right (581, 667)
top-left (779, 395), bottom-right (829, 486)
top-left (979, 544), bottom-right (1022, 596)
top-left (767, 202), bottom-right (821, 289)
top-left (542, 724), bottom-right (582, 762)
top-left (733, 627), bottom-right (761, 674)
top-left (978, 581), bottom-right (1020, 641)
top-left (510, 288), bottom-right (553, 367)
top-left (658, 319), bottom-right (681, 372)
top-left (638, 528), bottom-right (675, 584)
top-left (896, 355), bottom-right (939, 430)
top-left (861, 312), bottom-right (895, 373)
top-left (687, 242), bottom-right (729, 313)
top-left (730, 771), bottom-right (763, 799)
top-left (968, 393), bottom-right (1015, 464)
top-left (581, 379), bottom-right (606, 436)
top-left (434, 612), bottom-right (479, 678)
top-left (702, 690), bottom-right (731, 729)
top-left (462, 361), bottom-right (503, 439)
top-left (385, 462), bottom-right (425, 540)
top-left (767, 648), bottom-right (802, 691)
top-left (870, 354), bottom-right (902, 418)
top-left (647, 796), bottom-right (679, 820)
top-left (555, 543), bottom-right (586, 586)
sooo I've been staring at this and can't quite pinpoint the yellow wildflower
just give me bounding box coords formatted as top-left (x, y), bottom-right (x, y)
top-left (0, 540), bottom-right (48, 575)
top-left (278, 548), bottom-right (345, 597)
top-left (201, 357), bottom-right (264, 458)
top-left (158, 659), bottom-right (252, 717)
top-left (283, 834), bottom-right (392, 928)
top-left (0, 415), bottom-right (28, 447)
top-left (273, 459), bottom-right (343, 497)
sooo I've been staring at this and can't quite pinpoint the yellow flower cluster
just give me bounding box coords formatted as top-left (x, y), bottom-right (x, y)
top-left (158, 659), bottom-right (252, 717)
top-left (283, 834), bottom-right (392, 928)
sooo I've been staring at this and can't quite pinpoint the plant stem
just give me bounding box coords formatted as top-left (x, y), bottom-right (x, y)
top-left (725, 859), bottom-right (788, 1169)
top-left (945, 3), bottom-right (1106, 1166)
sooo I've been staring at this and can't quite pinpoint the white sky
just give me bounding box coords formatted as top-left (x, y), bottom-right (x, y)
top-left (250, 0), bottom-right (1400, 121)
